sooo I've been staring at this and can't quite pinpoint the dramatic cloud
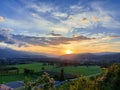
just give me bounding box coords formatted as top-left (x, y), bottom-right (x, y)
top-left (0, 0), bottom-right (120, 54)
top-left (0, 28), bottom-right (26, 47)
top-left (13, 34), bottom-right (93, 47)
top-left (1, 1), bottom-right (120, 36)
top-left (0, 28), bottom-right (94, 47)
top-left (0, 28), bottom-right (15, 44)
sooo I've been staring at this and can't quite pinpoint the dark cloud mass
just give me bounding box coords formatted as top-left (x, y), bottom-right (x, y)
top-left (47, 31), bottom-right (62, 36)
top-left (109, 35), bottom-right (120, 38)
top-left (0, 28), bottom-right (15, 44)
top-left (0, 28), bottom-right (26, 47)
top-left (13, 34), bottom-right (93, 46)
top-left (0, 28), bottom-right (94, 47)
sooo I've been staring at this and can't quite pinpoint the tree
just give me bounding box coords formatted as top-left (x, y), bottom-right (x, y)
top-left (99, 64), bottom-right (120, 90)
top-left (60, 68), bottom-right (64, 81)
top-left (41, 67), bottom-right (45, 70)
top-left (24, 76), bottom-right (31, 90)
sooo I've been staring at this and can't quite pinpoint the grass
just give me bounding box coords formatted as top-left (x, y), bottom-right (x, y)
top-left (9, 63), bottom-right (54, 73)
top-left (0, 74), bottom-right (25, 84)
top-left (53, 66), bottom-right (101, 76)
top-left (0, 74), bottom-right (38, 84)
top-left (0, 63), bottom-right (102, 83)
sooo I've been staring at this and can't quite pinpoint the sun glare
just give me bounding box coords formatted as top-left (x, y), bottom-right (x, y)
top-left (66, 50), bottom-right (72, 54)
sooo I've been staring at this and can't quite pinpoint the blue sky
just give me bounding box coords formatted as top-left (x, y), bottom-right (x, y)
top-left (0, 0), bottom-right (120, 55)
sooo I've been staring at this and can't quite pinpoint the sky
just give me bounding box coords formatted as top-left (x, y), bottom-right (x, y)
top-left (0, 0), bottom-right (120, 55)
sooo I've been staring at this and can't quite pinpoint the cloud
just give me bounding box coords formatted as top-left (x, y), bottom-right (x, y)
top-left (0, 28), bottom-right (27, 47)
top-left (80, 18), bottom-right (89, 23)
top-left (101, 16), bottom-right (120, 29)
top-left (45, 35), bottom-right (92, 46)
top-left (26, 2), bottom-right (54, 13)
top-left (47, 31), bottom-right (62, 36)
top-left (109, 35), bottom-right (120, 38)
top-left (0, 1), bottom-right (120, 39)
top-left (0, 28), bottom-right (15, 44)
top-left (11, 34), bottom-right (93, 47)
top-left (92, 17), bottom-right (100, 22)
top-left (70, 5), bottom-right (82, 10)
top-left (0, 0), bottom-right (120, 54)
top-left (0, 16), bottom-right (4, 22)
top-left (57, 2), bottom-right (120, 34)
top-left (52, 12), bottom-right (68, 18)
top-left (24, 1), bottom-right (113, 34)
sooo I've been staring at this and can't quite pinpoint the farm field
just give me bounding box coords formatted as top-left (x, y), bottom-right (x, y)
top-left (9, 63), bottom-right (102, 75)
top-left (0, 63), bottom-right (102, 83)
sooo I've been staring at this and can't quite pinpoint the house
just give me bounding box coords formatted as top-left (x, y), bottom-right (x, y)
top-left (0, 84), bottom-right (11, 90)
top-left (4, 81), bottom-right (24, 90)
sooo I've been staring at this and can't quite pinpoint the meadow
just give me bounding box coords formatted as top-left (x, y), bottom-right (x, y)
top-left (0, 63), bottom-right (102, 83)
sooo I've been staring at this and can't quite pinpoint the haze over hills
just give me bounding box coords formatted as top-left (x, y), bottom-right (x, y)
top-left (0, 48), bottom-right (47, 59)
top-left (60, 52), bottom-right (120, 63)
top-left (0, 47), bottom-right (120, 64)
top-left (61, 52), bottom-right (120, 59)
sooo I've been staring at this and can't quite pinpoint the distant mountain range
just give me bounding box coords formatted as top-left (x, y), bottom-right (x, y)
top-left (0, 48), bottom-right (47, 59)
top-left (60, 52), bottom-right (120, 63)
top-left (0, 48), bottom-right (120, 64)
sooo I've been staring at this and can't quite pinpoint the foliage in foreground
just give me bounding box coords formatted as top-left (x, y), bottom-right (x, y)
top-left (57, 64), bottom-right (120, 90)
top-left (24, 72), bottom-right (55, 90)
top-left (99, 64), bottom-right (120, 90)
top-left (57, 76), bottom-right (98, 90)
top-left (22, 64), bottom-right (120, 90)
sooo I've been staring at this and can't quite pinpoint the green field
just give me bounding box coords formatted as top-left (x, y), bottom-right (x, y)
top-left (0, 63), bottom-right (102, 83)
top-left (0, 74), bottom-right (25, 83)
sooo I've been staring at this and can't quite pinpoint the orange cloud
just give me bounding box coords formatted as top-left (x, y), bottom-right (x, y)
top-left (92, 16), bottom-right (99, 22)
top-left (8, 38), bottom-right (120, 55)
top-left (0, 16), bottom-right (4, 22)
top-left (2, 34), bottom-right (120, 55)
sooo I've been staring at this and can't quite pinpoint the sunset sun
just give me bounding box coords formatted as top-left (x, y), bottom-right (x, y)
top-left (66, 50), bottom-right (73, 54)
